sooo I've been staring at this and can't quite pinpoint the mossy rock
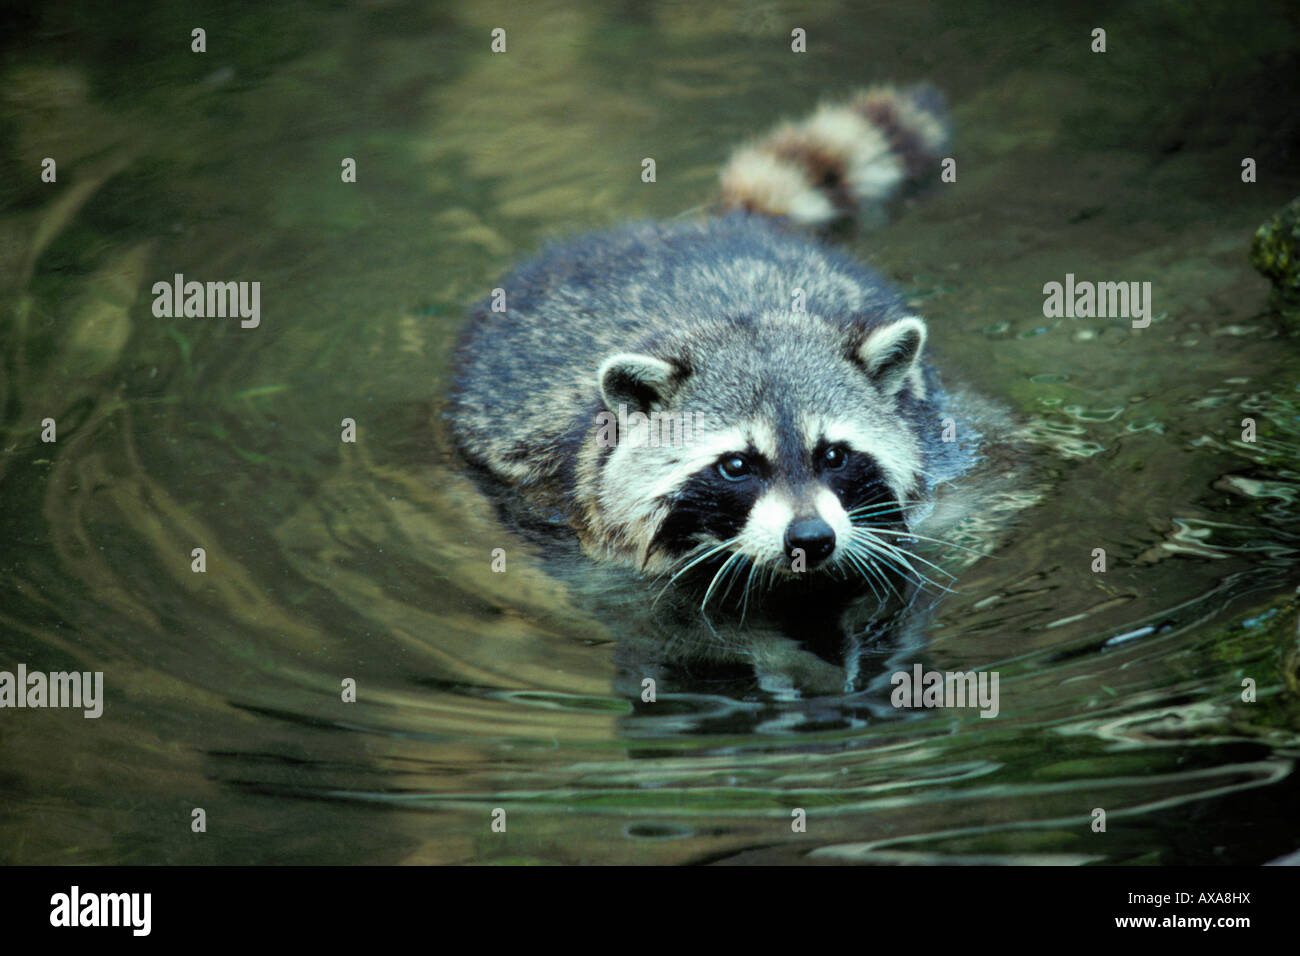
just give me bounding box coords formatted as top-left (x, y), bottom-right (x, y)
top-left (1250, 196), bottom-right (1300, 313)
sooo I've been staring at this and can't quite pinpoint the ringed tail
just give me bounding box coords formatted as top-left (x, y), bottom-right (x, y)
top-left (719, 83), bottom-right (950, 227)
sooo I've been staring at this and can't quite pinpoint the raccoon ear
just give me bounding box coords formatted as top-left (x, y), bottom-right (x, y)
top-left (854, 316), bottom-right (927, 396)
top-left (598, 353), bottom-right (683, 414)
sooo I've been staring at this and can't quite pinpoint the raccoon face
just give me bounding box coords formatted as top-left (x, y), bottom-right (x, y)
top-left (592, 312), bottom-right (931, 605)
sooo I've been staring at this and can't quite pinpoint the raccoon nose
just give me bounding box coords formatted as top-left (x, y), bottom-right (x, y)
top-left (784, 517), bottom-right (836, 565)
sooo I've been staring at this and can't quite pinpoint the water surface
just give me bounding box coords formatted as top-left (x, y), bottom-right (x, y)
top-left (2, 0), bottom-right (1299, 864)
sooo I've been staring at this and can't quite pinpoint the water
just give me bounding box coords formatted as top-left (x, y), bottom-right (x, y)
top-left (2, 0), bottom-right (1299, 865)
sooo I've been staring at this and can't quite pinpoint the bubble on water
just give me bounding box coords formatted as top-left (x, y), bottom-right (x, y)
top-left (1126, 419), bottom-right (1165, 434)
top-left (1242, 608), bottom-right (1281, 629)
top-left (1017, 325), bottom-right (1052, 339)
top-left (1063, 405), bottom-right (1123, 423)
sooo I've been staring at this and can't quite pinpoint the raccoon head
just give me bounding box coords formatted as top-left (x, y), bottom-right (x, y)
top-left (590, 312), bottom-right (933, 609)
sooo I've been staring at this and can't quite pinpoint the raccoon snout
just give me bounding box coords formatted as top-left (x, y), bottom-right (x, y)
top-left (784, 517), bottom-right (836, 565)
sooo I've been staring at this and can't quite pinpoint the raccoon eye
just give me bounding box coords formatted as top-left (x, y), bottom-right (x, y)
top-left (821, 444), bottom-right (849, 471)
top-left (717, 454), bottom-right (753, 481)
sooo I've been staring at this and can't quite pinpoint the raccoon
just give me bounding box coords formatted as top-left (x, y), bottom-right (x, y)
top-left (448, 85), bottom-right (971, 625)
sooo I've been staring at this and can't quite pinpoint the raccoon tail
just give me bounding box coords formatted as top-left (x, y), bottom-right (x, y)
top-left (718, 83), bottom-right (949, 228)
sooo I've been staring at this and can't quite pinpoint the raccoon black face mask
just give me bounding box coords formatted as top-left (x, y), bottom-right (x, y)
top-left (449, 85), bottom-right (971, 614)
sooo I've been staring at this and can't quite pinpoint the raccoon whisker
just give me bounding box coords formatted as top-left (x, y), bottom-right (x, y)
top-left (849, 496), bottom-right (930, 508)
top-left (866, 535), bottom-right (959, 584)
top-left (648, 537), bottom-right (739, 609)
top-left (840, 547), bottom-right (886, 605)
top-left (847, 504), bottom-right (909, 520)
top-left (695, 605), bottom-right (727, 649)
top-left (847, 498), bottom-right (928, 514)
top-left (876, 555), bottom-right (941, 596)
top-left (669, 201), bottom-right (713, 221)
top-left (664, 536), bottom-right (719, 569)
top-left (862, 557), bottom-right (895, 605)
top-left (842, 541), bottom-right (904, 604)
top-left (862, 556), bottom-right (904, 606)
top-left (853, 530), bottom-right (956, 594)
top-left (848, 523), bottom-right (960, 579)
top-left (665, 537), bottom-right (740, 584)
top-left (701, 551), bottom-right (745, 613)
top-left (862, 539), bottom-right (949, 593)
top-left (710, 551), bottom-right (752, 613)
top-left (857, 526), bottom-right (989, 558)
top-left (719, 553), bottom-right (752, 605)
top-left (732, 555), bottom-right (758, 605)
top-left (739, 560), bottom-right (761, 623)
top-left (849, 528), bottom-right (947, 594)
top-left (846, 500), bottom-right (927, 521)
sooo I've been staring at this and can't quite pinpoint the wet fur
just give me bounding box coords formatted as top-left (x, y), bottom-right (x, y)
top-left (449, 214), bottom-right (969, 577)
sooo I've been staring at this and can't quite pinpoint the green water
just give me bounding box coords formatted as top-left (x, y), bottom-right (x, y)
top-left (2, 0), bottom-right (1299, 864)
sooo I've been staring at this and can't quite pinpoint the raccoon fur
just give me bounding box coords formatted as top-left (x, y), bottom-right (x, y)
top-left (448, 84), bottom-right (974, 630)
